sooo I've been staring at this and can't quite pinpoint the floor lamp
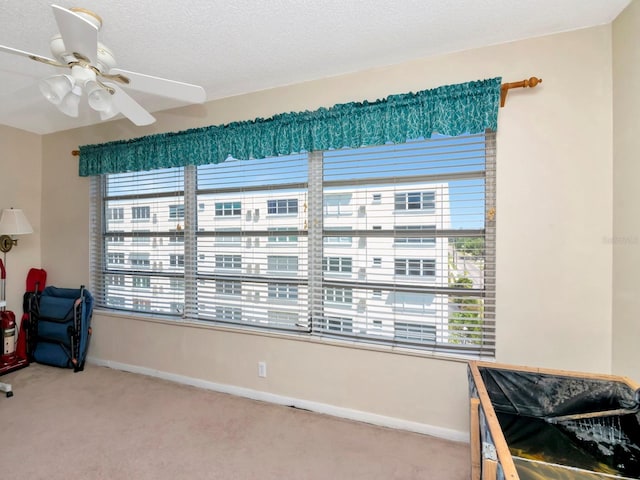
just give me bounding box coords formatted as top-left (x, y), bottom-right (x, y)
top-left (0, 208), bottom-right (33, 398)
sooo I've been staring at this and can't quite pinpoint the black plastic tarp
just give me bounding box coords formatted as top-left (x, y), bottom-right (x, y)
top-left (476, 366), bottom-right (640, 478)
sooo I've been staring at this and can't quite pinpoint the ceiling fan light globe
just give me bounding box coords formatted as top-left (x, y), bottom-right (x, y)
top-left (39, 74), bottom-right (73, 106)
top-left (87, 85), bottom-right (112, 112)
top-left (99, 104), bottom-right (118, 120)
top-left (58, 89), bottom-right (81, 117)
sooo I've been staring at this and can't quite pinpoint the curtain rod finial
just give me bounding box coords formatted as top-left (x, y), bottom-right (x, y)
top-left (526, 77), bottom-right (542, 88)
top-left (500, 76), bottom-right (542, 107)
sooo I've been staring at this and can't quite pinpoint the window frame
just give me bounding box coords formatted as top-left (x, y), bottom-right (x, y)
top-left (267, 198), bottom-right (299, 215)
top-left (91, 132), bottom-right (496, 359)
top-left (215, 201), bottom-right (242, 217)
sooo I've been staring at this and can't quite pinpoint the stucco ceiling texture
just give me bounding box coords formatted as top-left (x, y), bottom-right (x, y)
top-left (0, 0), bottom-right (630, 134)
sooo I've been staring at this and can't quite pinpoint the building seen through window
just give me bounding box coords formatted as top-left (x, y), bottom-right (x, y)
top-left (93, 133), bottom-right (494, 356)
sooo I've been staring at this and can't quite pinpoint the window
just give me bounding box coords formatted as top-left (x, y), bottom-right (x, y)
top-left (324, 287), bottom-right (353, 304)
top-left (92, 133), bottom-right (495, 357)
top-left (95, 168), bottom-right (185, 314)
top-left (323, 227), bottom-right (352, 244)
top-left (215, 306), bottom-right (242, 322)
top-left (326, 316), bottom-right (353, 333)
top-left (107, 232), bottom-right (125, 243)
top-left (130, 253), bottom-right (151, 268)
top-left (132, 276), bottom-right (151, 289)
top-left (107, 253), bottom-right (125, 265)
top-left (394, 225), bottom-right (436, 246)
top-left (267, 256), bottom-right (298, 273)
top-left (215, 201), bottom-right (241, 216)
top-left (132, 230), bottom-right (151, 244)
top-left (169, 204), bottom-right (185, 219)
top-left (323, 194), bottom-right (352, 216)
top-left (169, 229), bottom-right (185, 244)
top-left (323, 257), bottom-right (352, 273)
top-left (268, 227), bottom-right (298, 243)
top-left (216, 280), bottom-right (241, 296)
top-left (131, 206), bottom-right (151, 220)
top-left (395, 321), bottom-right (436, 343)
top-left (170, 254), bottom-right (185, 267)
top-left (268, 283), bottom-right (298, 301)
top-left (394, 191), bottom-right (435, 211)
top-left (215, 254), bottom-right (241, 270)
top-left (267, 199), bottom-right (298, 215)
top-left (394, 258), bottom-right (436, 277)
top-left (107, 207), bottom-right (124, 221)
top-left (392, 292), bottom-right (438, 315)
top-left (106, 274), bottom-right (125, 286)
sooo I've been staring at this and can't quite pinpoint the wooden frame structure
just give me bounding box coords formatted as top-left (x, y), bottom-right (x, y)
top-left (468, 361), bottom-right (640, 480)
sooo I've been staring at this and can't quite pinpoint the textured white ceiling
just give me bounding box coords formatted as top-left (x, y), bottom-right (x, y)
top-left (0, 0), bottom-right (630, 134)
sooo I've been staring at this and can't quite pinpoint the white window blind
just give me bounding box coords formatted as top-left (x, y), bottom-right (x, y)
top-left (314, 133), bottom-right (495, 357)
top-left (194, 154), bottom-right (309, 332)
top-left (91, 167), bottom-right (186, 315)
top-left (91, 132), bottom-right (495, 357)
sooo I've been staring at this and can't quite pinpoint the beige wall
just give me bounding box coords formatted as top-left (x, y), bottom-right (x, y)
top-left (613, 0), bottom-right (640, 378)
top-left (31, 24), bottom-right (617, 438)
top-left (0, 125), bottom-right (42, 313)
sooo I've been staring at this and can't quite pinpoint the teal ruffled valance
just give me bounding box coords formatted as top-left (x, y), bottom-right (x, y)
top-left (79, 77), bottom-right (501, 176)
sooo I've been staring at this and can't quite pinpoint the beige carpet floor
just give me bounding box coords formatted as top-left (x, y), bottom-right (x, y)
top-left (0, 363), bottom-right (469, 479)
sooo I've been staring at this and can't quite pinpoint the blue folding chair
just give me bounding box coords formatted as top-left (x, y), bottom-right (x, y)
top-left (31, 286), bottom-right (93, 372)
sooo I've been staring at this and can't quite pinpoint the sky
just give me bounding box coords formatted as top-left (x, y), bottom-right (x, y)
top-left (107, 133), bottom-right (487, 230)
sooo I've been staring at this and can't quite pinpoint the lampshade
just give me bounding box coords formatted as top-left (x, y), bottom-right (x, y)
top-left (0, 209), bottom-right (33, 235)
top-left (87, 81), bottom-right (112, 112)
top-left (58, 86), bottom-right (82, 118)
top-left (39, 75), bottom-right (74, 106)
top-left (39, 67), bottom-right (118, 120)
top-left (99, 101), bottom-right (119, 120)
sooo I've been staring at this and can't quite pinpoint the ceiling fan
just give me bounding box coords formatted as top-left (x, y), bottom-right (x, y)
top-left (0, 4), bottom-right (206, 126)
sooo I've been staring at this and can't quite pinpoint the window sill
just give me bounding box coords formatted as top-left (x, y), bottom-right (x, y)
top-left (93, 307), bottom-right (490, 364)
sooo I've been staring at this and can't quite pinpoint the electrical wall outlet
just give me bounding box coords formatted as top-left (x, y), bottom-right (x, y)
top-left (258, 361), bottom-right (267, 378)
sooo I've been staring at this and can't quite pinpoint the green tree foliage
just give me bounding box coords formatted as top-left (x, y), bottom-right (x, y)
top-left (449, 274), bottom-right (483, 345)
top-left (452, 237), bottom-right (485, 257)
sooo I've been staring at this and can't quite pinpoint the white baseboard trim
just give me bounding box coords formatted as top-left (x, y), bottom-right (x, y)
top-left (87, 356), bottom-right (469, 443)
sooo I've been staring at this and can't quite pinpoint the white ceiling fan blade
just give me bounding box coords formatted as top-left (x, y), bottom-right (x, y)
top-left (105, 82), bottom-right (156, 126)
top-left (0, 44), bottom-right (62, 67)
top-left (52, 4), bottom-right (98, 64)
top-left (110, 68), bottom-right (207, 104)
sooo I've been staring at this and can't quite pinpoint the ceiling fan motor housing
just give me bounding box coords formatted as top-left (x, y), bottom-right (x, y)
top-left (49, 34), bottom-right (116, 73)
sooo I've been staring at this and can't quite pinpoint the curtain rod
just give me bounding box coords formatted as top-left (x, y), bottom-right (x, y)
top-left (501, 76), bottom-right (542, 107)
top-left (70, 76), bottom-right (541, 157)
